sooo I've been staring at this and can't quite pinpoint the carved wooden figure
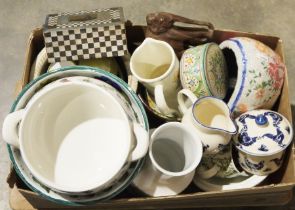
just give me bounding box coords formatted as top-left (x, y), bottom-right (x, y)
top-left (146, 12), bottom-right (214, 58)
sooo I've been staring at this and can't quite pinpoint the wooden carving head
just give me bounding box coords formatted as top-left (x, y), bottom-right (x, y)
top-left (146, 12), bottom-right (174, 34)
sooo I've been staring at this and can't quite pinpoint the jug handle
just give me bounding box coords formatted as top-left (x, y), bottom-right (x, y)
top-left (177, 89), bottom-right (198, 115)
top-left (130, 123), bottom-right (149, 161)
top-left (2, 109), bottom-right (25, 148)
top-left (154, 84), bottom-right (179, 116)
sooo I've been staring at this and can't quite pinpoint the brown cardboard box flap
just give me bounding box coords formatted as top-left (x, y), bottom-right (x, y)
top-left (9, 183), bottom-right (294, 209)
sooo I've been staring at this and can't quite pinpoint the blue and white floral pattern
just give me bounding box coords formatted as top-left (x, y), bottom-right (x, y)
top-left (244, 158), bottom-right (265, 171)
top-left (258, 144), bottom-right (268, 152)
top-left (234, 110), bottom-right (292, 155)
top-left (270, 157), bottom-right (284, 167)
top-left (234, 109), bottom-right (292, 176)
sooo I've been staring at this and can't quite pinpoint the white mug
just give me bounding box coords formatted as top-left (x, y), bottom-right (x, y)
top-left (130, 38), bottom-right (180, 117)
top-left (150, 122), bottom-right (203, 176)
top-left (133, 122), bottom-right (203, 196)
top-left (2, 79), bottom-right (149, 194)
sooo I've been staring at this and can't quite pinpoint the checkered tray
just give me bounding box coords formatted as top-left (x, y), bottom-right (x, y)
top-left (43, 7), bottom-right (128, 63)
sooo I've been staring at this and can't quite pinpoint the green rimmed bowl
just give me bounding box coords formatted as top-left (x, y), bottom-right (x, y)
top-left (7, 66), bottom-right (148, 205)
top-left (180, 43), bottom-right (228, 99)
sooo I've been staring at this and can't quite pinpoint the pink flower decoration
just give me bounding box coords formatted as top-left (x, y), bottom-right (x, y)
top-left (268, 58), bottom-right (285, 89)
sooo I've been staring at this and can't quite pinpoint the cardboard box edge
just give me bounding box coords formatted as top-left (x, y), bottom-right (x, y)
top-left (8, 26), bottom-right (295, 209)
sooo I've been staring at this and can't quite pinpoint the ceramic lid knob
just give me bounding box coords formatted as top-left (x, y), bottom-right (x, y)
top-left (255, 114), bottom-right (268, 126)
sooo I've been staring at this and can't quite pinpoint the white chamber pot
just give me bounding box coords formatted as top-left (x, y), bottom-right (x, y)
top-left (2, 80), bottom-right (149, 194)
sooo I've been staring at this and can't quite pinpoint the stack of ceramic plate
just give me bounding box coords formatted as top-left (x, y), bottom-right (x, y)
top-left (7, 66), bottom-right (148, 205)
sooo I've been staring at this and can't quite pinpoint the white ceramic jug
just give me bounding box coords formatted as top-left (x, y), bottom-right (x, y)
top-left (130, 38), bottom-right (180, 117)
top-left (178, 89), bottom-right (237, 155)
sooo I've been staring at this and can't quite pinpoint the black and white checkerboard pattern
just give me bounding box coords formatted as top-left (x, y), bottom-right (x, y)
top-left (44, 23), bottom-right (128, 63)
top-left (46, 8), bottom-right (121, 29)
top-left (43, 7), bottom-right (127, 63)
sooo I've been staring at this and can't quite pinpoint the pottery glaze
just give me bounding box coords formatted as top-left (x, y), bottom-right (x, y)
top-left (233, 109), bottom-right (293, 175)
top-left (130, 38), bottom-right (180, 117)
top-left (196, 143), bottom-right (248, 179)
top-left (133, 122), bottom-right (203, 196)
top-left (219, 37), bottom-right (285, 115)
top-left (180, 43), bottom-right (228, 99)
top-left (4, 66), bottom-right (149, 204)
top-left (2, 75), bottom-right (149, 195)
top-left (178, 89), bottom-right (237, 155)
top-left (52, 76), bottom-right (137, 126)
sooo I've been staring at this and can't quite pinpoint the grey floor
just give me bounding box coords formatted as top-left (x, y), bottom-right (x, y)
top-left (0, 0), bottom-right (295, 209)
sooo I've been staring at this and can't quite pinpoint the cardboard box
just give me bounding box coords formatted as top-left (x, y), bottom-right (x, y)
top-left (7, 25), bottom-right (294, 209)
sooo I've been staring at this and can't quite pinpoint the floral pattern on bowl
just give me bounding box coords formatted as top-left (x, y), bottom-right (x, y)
top-left (180, 43), bottom-right (228, 99)
top-left (219, 37), bottom-right (285, 115)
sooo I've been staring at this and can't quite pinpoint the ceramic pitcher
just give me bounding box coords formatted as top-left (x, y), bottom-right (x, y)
top-left (178, 89), bottom-right (237, 155)
top-left (133, 122), bottom-right (203, 196)
top-left (130, 38), bottom-right (180, 117)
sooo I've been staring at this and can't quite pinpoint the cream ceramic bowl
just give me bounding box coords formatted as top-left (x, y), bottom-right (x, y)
top-left (3, 79), bottom-right (149, 194)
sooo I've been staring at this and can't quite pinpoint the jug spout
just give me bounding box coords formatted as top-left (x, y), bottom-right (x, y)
top-left (224, 118), bottom-right (237, 134)
top-left (184, 96), bottom-right (237, 155)
top-left (205, 113), bottom-right (237, 134)
top-left (192, 96), bottom-right (237, 134)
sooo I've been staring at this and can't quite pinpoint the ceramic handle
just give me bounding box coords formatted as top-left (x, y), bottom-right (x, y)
top-left (154, 84), bottom-right (178, 116)
top-left (177, 89), bottom-right (198, 115)
top-left (2, 109), bottom-right (25, 148)
top-left (130, 123), bottom-right (149, 161)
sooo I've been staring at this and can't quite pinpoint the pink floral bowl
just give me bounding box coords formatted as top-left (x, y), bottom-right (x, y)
top-left (219, 37), bottom-right (285, 116)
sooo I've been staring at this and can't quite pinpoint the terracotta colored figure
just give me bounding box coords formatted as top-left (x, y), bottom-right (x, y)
top-left (146, 12), bottom-right (214, 58)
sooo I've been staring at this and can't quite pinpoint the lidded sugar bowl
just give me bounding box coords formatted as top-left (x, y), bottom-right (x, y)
top-left (233, 109), bottom-right (293, 175)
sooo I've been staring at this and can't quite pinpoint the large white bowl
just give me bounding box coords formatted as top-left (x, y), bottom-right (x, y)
top-left (7, 66), bottom-right (149, 205)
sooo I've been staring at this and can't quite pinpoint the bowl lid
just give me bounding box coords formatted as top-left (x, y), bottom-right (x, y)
top-left (233, 109), bottom-right (293, 156)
